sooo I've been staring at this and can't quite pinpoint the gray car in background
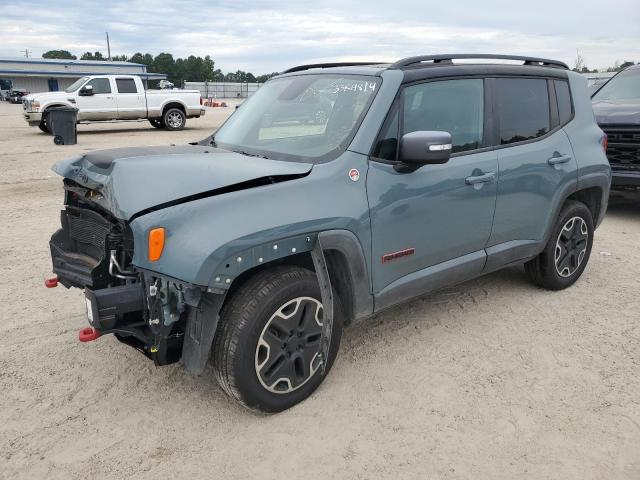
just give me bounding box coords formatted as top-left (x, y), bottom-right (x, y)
top-left (47, 54), bottom-right (610, 412)
top-left (592, 64), bottom-right (640, 191)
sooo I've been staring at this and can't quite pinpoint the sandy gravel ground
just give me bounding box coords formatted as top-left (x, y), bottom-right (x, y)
top-left (0, 101), bottom-right (639, 479)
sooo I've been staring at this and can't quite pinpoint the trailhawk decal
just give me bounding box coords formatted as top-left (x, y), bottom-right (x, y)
top-left (382, 248), bottom-right (416, 263)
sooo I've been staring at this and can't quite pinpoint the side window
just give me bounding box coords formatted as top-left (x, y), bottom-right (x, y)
top-left (85, 78), bottom-right (111, 94)
top-left (402, 79), bottom-right (484, 153)
top-left (554, 80), bottom-right (573, 125)
top-left (372, 107), bottom-right (399, 160)
top-left (116, 78), bottom-right (137, 94)
top-left (495, 78), bottom-right (550, 145)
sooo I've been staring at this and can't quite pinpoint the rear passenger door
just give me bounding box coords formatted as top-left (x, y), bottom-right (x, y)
top-left (488, 77), bottom-right (577, 251)
top-left (115, 77), bottom-right (146, 119)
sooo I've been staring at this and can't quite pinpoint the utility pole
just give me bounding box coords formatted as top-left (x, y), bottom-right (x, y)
top-left (21, 49), bottom-right (31, 58)
top-left (106, 32), bottom-right (111, 61)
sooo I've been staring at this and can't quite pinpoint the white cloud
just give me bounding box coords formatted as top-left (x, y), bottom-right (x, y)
top-left (0, 0), bottom-right (638, 73)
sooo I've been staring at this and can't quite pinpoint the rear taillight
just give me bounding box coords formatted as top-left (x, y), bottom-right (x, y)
top-left (601, 134), bottom-right (608, 154)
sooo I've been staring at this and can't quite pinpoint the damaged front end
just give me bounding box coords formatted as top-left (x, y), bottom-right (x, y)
top-left (49, 179), bottom-right (214, 367)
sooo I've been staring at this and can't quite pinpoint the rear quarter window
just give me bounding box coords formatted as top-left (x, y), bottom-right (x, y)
top-left (554, 80), bottom-right (573, 126)
top-left (495, 78), bottom-right (550, 145)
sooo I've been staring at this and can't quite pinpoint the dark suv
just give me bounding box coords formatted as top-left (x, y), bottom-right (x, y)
top-left (592, 64), bottom-right (640, 191)
top-left (47, 54), bottom-right (610, 413)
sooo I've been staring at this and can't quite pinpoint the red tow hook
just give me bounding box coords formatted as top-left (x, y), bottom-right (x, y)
top-left (79, 327), bottom-right (101, 342)
top-left (45, 276), bottom-right (59, 288)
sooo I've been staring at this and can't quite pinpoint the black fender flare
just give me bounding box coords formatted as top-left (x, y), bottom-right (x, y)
top-left (316, 230), bottom-right (373, 321)
top-left (206, 230), bottom-right (374, 322)
top-left (182, 229), bottom-right (373, 374)
top-left (541, 171), bottom-right (609, 248)
top-left (577, 171), bottom-right (611, 227)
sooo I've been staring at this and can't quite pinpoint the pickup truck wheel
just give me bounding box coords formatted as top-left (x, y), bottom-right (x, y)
top-left (524, 200), bottom-right (594, 290)
top-left (38, 112), bottom-right (51, 133)
top-left (213, 266), bottom-right (343, 413)
top-left (163, 108), bottom-right (186, 130)
top-left (149, 118), bottom-right (165, 129)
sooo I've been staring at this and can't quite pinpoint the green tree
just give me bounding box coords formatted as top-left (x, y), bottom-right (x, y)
top-left (607, 61), bottom-right (635, 72)
top-left (255, 72), bottom-right (279, 83)
top-left (152, 53), bottom-right (177, 82)
top-left (42, 50), bottom-right (76, 60)
top-left (80, 51), bottom-right (105, 60)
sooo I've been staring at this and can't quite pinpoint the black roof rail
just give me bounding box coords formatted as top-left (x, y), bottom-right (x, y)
top-left (282, 62), bottom-right (388, 74)
top-left (390, 54), bottom-right (569, 70)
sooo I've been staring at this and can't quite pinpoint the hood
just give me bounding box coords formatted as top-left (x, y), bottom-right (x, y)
top-left (592, 99), bottom-right (640, 126)
top-left (26, 91), bottom-right (71, 102)
top-left (52, 145), bottom-right (313, 220)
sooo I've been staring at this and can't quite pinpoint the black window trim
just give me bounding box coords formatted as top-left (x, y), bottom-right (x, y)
top-left (552, 79), bottom-right (575, 127)
top-left (369, 73), bottom-right (570, 164)
top-left (369, 75), bottom-right (493, 163)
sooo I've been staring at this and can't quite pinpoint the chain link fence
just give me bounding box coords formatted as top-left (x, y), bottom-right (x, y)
top-left (184, 82), bottom-right (262, 99)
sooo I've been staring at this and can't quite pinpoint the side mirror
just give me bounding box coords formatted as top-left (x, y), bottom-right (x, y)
top-left (396, 131), bottom-right (452, 172)
top-left (79, 85), bottom-right (94, 96)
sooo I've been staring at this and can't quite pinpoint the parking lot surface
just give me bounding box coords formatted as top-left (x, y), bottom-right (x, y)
top-left (1, 101), bottom-right (639, 479)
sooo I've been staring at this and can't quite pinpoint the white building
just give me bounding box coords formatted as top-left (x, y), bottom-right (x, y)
top-left (0, 58), bottom-right (166, 94)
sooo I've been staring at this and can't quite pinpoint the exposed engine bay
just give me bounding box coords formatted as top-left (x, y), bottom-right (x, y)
top-left (49, 179), bottom-right (205, 366)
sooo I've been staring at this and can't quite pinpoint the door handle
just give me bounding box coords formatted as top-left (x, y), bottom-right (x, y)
top-left (547, 154), bottom-right (572, 166)
top-left (465, 171), bottom-right (496, 185)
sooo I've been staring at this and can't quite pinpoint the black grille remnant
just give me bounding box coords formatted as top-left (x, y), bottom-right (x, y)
top-left (603, 127), bottom-right (640, 171)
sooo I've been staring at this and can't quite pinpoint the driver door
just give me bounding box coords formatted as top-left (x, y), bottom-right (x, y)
top-left (367, 78), bottom-right (498, 302)
top-left (76, 77), bottom-right (117, 120)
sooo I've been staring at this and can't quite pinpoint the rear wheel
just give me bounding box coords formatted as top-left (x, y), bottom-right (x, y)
top-left (524, 200), bottom-right (594, 290)
top-left (213, 266), bottom-right (343, 413)
top-left (38, 112), bottom-right (50, 133)
top-left (162, 108), bottom-right (186, 130)
top-left (149, 118), bottom-right (165, 129)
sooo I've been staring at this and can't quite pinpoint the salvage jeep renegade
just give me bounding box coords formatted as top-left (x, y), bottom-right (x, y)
top-left (47, 55), bottom-right (611, 412)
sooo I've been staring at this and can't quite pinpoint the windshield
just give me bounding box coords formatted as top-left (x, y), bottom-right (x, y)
top-left (65, 77), bottom-right (89, 93)
top-left (593, 68), bottom-right (640, 102)
top-left (213, 74), bottom-right (380, 162)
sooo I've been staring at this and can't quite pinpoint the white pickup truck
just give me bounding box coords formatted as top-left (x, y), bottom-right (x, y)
top-left (23, 75), bottom-right (204, 132)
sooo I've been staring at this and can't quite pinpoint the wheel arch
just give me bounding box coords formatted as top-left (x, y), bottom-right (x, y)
top-left (182, 230), bottom-right (373, 375)
top-left (161, 101), bottom-right (187, 116)
top-left (542, 172), bottom-right (610, 247)
top-left (42, 103), bottom-right (68, 112)
top-left (566, 186), bottom-right (604, 226)
top-left (216, 230), bottom-right (373, 325)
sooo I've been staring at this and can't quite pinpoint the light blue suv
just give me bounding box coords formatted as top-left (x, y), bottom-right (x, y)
top-left (48, 54), bottom-right (611, 412)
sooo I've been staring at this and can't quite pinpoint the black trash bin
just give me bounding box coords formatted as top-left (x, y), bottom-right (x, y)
top-left (49, 106), bottom-right (78, 145)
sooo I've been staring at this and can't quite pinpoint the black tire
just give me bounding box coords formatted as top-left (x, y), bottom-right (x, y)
top-left (39, 112), bottom-right (51, 133)
top-left (53, 135), bottom-right (64, 145)
top-left (149, 118), bottom-right (165, 129)
top-left (524, 200), bottom-right (594, 290)
top-left (162, 107), bottom-right (186, 130)
top-left (213, 266), bottom-right (343, 413)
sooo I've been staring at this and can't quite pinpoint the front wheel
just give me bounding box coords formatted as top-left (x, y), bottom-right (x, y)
top-left (162, 108), bottom-right (186, 130)
top-left (213, 266), bottom-right (343, 413)
top-left (38, 112), bottom-right (51, 133)
top-left (524, 200), bottom-right (594, 290)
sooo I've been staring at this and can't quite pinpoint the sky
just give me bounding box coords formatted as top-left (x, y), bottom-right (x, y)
top-left (0, 0), bottom-right (639, 74)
